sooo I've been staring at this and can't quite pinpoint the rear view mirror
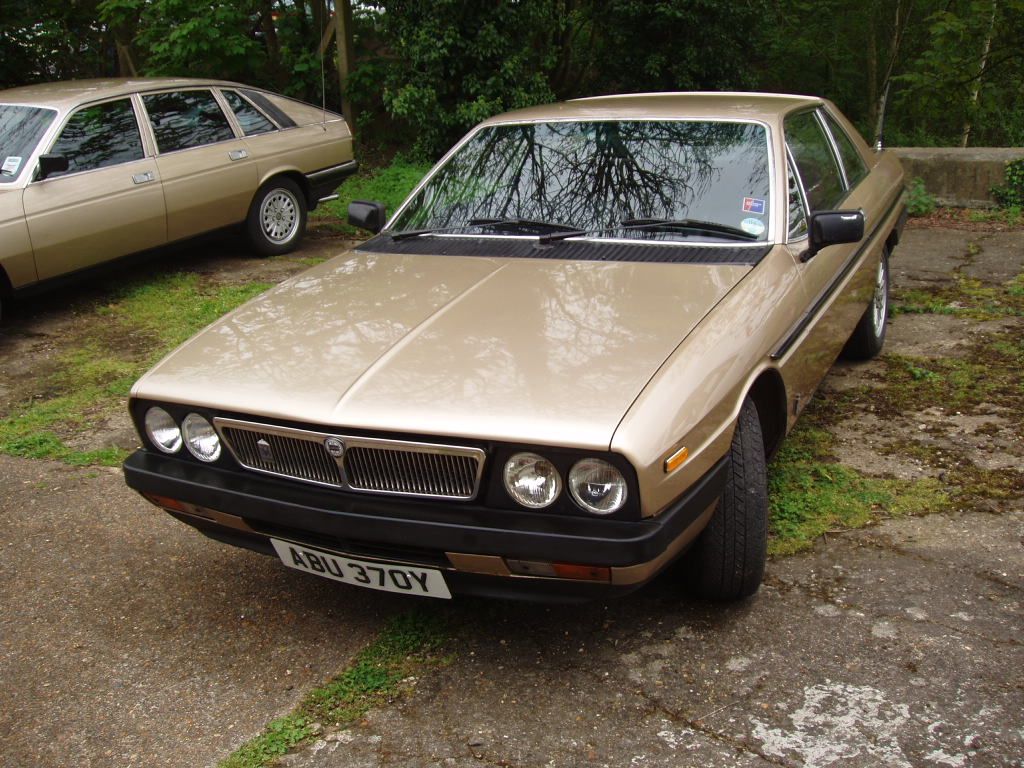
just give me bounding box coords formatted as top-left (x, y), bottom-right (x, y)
top-left (37, 153), bottom-right (69, 180)
top-left (348, 200), bottom-right (387, 234)
top-left (802, 209), bottom-right (865, 262)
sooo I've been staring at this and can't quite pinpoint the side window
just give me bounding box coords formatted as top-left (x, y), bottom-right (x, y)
top-left (787, 159), bottom-right (808, 239)
top-left (821, 111), bottom-right (868, 188)
top-left (222, 90), bottom-right (276, 136)
top-left (785, 110), bottom-right (845, 211)
top-left (143, 90), bottom-right (236, 153)
top-left (48, 99), bottom-right (144, 176)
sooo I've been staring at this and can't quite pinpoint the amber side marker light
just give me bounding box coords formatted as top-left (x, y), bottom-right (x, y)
top-left (142, 492), bottom-right (189, 513)
top-left (664, 446), bottom-right (689, 473)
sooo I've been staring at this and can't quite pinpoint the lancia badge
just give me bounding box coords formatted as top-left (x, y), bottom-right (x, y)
top-left (324, 437), bottom-right (345, 458)
top-left (256, 438), bottom-right (274, 464)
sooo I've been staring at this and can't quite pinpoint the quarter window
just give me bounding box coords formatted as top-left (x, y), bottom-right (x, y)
top-left (48, 99), bottom-right (144, 176)
top-left (143, 90), bottom-right (235, 153)
top-left (222, 90), bottom-right (276, 136)
top-left (785, 111), bottom-right (845, 211)
top-left (821, 110), bottom-right (868, 188)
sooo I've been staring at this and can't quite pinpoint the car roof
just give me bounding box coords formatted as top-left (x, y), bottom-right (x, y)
top-left (0, 78), bottom-right (250, 109)
top-left (481, 92), bottom-right (824, 125)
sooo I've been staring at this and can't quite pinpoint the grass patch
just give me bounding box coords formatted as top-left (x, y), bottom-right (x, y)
top-left (310, 159), bottom-right (430, 235)
top-left (219, 611), bottom-right (448, 768)
top-left (0, 274), bottom-right (272, 466)
top-left (891, 273), bottom-right (1024, 319)
top-left (767, 403), bottom-right (948, 556)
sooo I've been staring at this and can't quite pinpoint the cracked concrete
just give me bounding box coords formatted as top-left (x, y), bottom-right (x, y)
top-left (1, 227), bottom-right (1022, 767)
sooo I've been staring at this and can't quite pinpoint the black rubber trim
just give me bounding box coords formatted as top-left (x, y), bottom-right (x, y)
top-left (306, 160), bottom-right (358, 199)
top-left (123, 449), bottom-right (727, 567)
top-left (771, 193), bottom-right (904, 360)
top-left (357, 235), bottom-right (772, 265)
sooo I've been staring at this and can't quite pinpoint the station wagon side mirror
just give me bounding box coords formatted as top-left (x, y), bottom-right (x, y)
top-left (348, 200), bottom-right (387, 234)
top-left (801, 210), bottom-right (865, 262)
top-left (37, 153), bottom-right (69, 181)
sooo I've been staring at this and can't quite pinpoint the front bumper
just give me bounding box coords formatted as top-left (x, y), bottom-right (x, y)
top-left (123, 450), bottom-right (726, 601)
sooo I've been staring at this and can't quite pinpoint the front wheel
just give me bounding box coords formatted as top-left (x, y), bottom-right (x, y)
top-left (842, 248), bottom-right (890, 360)
top-left (685, 397), bottom-right (768, 601)
top-left (246, 178), bottom-right (307, 256)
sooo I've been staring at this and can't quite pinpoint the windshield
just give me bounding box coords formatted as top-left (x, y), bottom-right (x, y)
top-left (0, 105), bottom-right (57, 183)
top-left (391, 120), bottom-right (772, 242)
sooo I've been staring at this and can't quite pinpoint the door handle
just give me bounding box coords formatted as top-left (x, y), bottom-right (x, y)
top-left (228, 149), bottom-right (249, 161)
top-left (132, 171), bottom-right (155, 184)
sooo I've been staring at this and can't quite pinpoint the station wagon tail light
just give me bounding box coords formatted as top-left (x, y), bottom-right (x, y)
top-left (145, 407), bottom-right (182, 454)
top-left (568, 458), bottom-right (627, 515)
top-left (503, 453), bottom-right (561, 508)
top-left (182, 413), bottom-right (222, 463)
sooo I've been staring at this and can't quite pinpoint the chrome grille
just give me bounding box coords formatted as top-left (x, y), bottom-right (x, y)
top-left (220, 426), bottom-right (343, 486)
top-left (214, 418), bottom-right (485, 500)
top-left (344, 446), bottom-right (479, 498)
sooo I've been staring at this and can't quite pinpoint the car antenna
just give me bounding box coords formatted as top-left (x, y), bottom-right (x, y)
top-left (320, 3), bottom-right (328, 131)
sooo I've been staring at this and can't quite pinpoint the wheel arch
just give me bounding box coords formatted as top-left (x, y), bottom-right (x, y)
top-left (254, 169), bottom-right (312, 210)
top-left (746, 368), bottom-right (787, 462)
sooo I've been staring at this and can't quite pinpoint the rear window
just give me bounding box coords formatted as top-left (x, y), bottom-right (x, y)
top-left (0, 104), bottom-right (57, 183)
top-left (222, 90), bottom-right (276, 136)
top-left (822, 110), bottom-right (868, 188)
top-left (143, 90), bottom-right (236, 153)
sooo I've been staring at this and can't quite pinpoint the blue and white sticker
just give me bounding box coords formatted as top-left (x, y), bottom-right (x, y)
top-left (740, 217), bottom-right (766, 237)
top-left (742, 196), bottom-right (766, 215)
top-left (1, 156), bottom-right (22, 176)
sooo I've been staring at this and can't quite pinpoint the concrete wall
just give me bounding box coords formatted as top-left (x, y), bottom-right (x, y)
top-left (891, 147), bottom-right (1024, 208)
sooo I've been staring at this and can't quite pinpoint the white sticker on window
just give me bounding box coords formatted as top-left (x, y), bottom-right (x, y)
top-left (740, 217), bottom-right (766, 236)
top-left (1, 156), bottom-right (22, 175)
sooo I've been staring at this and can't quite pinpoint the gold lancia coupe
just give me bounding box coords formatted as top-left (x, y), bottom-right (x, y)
top-left (123, 93), bottom-right (905, 602)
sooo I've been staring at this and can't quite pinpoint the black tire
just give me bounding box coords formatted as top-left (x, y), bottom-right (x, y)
top-left (246, 177), bottom-right (307, 256)
top-left (686, 397), bottom-right (768, 601)
top-left (842, 248), bottom-right (890, 360)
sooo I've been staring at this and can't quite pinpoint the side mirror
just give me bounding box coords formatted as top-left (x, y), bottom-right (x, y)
top-left (802, 209), bottom-right (864, 262)
top-left (37, 153), bottom-right (69, 180)
top-left (348, 200), bottom-right (386, 234)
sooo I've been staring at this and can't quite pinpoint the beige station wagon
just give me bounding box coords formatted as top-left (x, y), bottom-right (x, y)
top-left (123, 93), bottom-right (905, 602)
top-left (0, 78), bottom-right (355, 315)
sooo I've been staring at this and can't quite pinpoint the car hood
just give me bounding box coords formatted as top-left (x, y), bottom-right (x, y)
top-left (133, 248), bottom-right (751, 449)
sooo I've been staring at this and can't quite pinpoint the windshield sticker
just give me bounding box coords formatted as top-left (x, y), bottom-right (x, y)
top-left (740, 217), bottom-right (766, 237)
top-left (1, 156), bottom-right (22, 176)
top-left (742, 197), bottom-right (766, 215)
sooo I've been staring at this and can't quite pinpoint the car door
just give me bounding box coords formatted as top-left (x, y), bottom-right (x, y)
top-left (22, 97), bottom-right (166, 280)
top-left (778, 108), bottom-right (872, 409)
top-left (141, 89), bottom-right (257, 242)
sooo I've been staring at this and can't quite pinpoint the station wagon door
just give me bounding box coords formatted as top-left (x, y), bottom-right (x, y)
top-left (141, 89), bottom-right (257, 243)
top-left (22, 97), bottom-right (166, 280)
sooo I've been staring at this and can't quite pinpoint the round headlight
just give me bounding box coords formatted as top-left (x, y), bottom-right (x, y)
top-left (145, 407), bottom-right (182, 454)
top-left (182, 413), bottom-right (221, 462)
top-left (503, 453), bottom-right (561, 508)
top-left (568, 458), bottom-right (627, 515)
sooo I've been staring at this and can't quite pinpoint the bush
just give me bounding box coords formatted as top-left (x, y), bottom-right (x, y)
top-left (991, 159), bottom-right (1024, 209)
top-left (906, 177), bottom-right (937, 217)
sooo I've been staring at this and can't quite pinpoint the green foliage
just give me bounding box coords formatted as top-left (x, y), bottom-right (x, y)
top-left (906, 178), bottom-right (937, 217)
top-left (992, 159), bottom-right (1024, 209)
top-left (0, 0), bottom-right (110, 86)
top-left (220, 611), bottom-right (448, 768)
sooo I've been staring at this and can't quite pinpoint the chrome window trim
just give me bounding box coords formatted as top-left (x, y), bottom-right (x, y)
top-left (213, 417), bottom-right (487, 501)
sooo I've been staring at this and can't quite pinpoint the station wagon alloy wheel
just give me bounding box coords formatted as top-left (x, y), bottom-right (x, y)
top-left (260, 188), bottom-right (300, 244)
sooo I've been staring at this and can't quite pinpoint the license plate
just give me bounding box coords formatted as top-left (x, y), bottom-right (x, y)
top-left (270, 539), bottom-right (452, 599)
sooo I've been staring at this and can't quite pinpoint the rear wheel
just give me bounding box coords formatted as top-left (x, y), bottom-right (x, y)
top-left (686, 397), bottom-right (768, 601)
top-left (842, 248), bottom-right (889, 360)
top-left (246, 177), bottom-right (307, 256)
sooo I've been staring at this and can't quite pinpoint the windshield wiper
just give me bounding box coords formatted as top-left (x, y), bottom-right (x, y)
top-left (388, 218), bottom-right (586, 242)
top-left (620, 218), bottom-right (759, 241)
